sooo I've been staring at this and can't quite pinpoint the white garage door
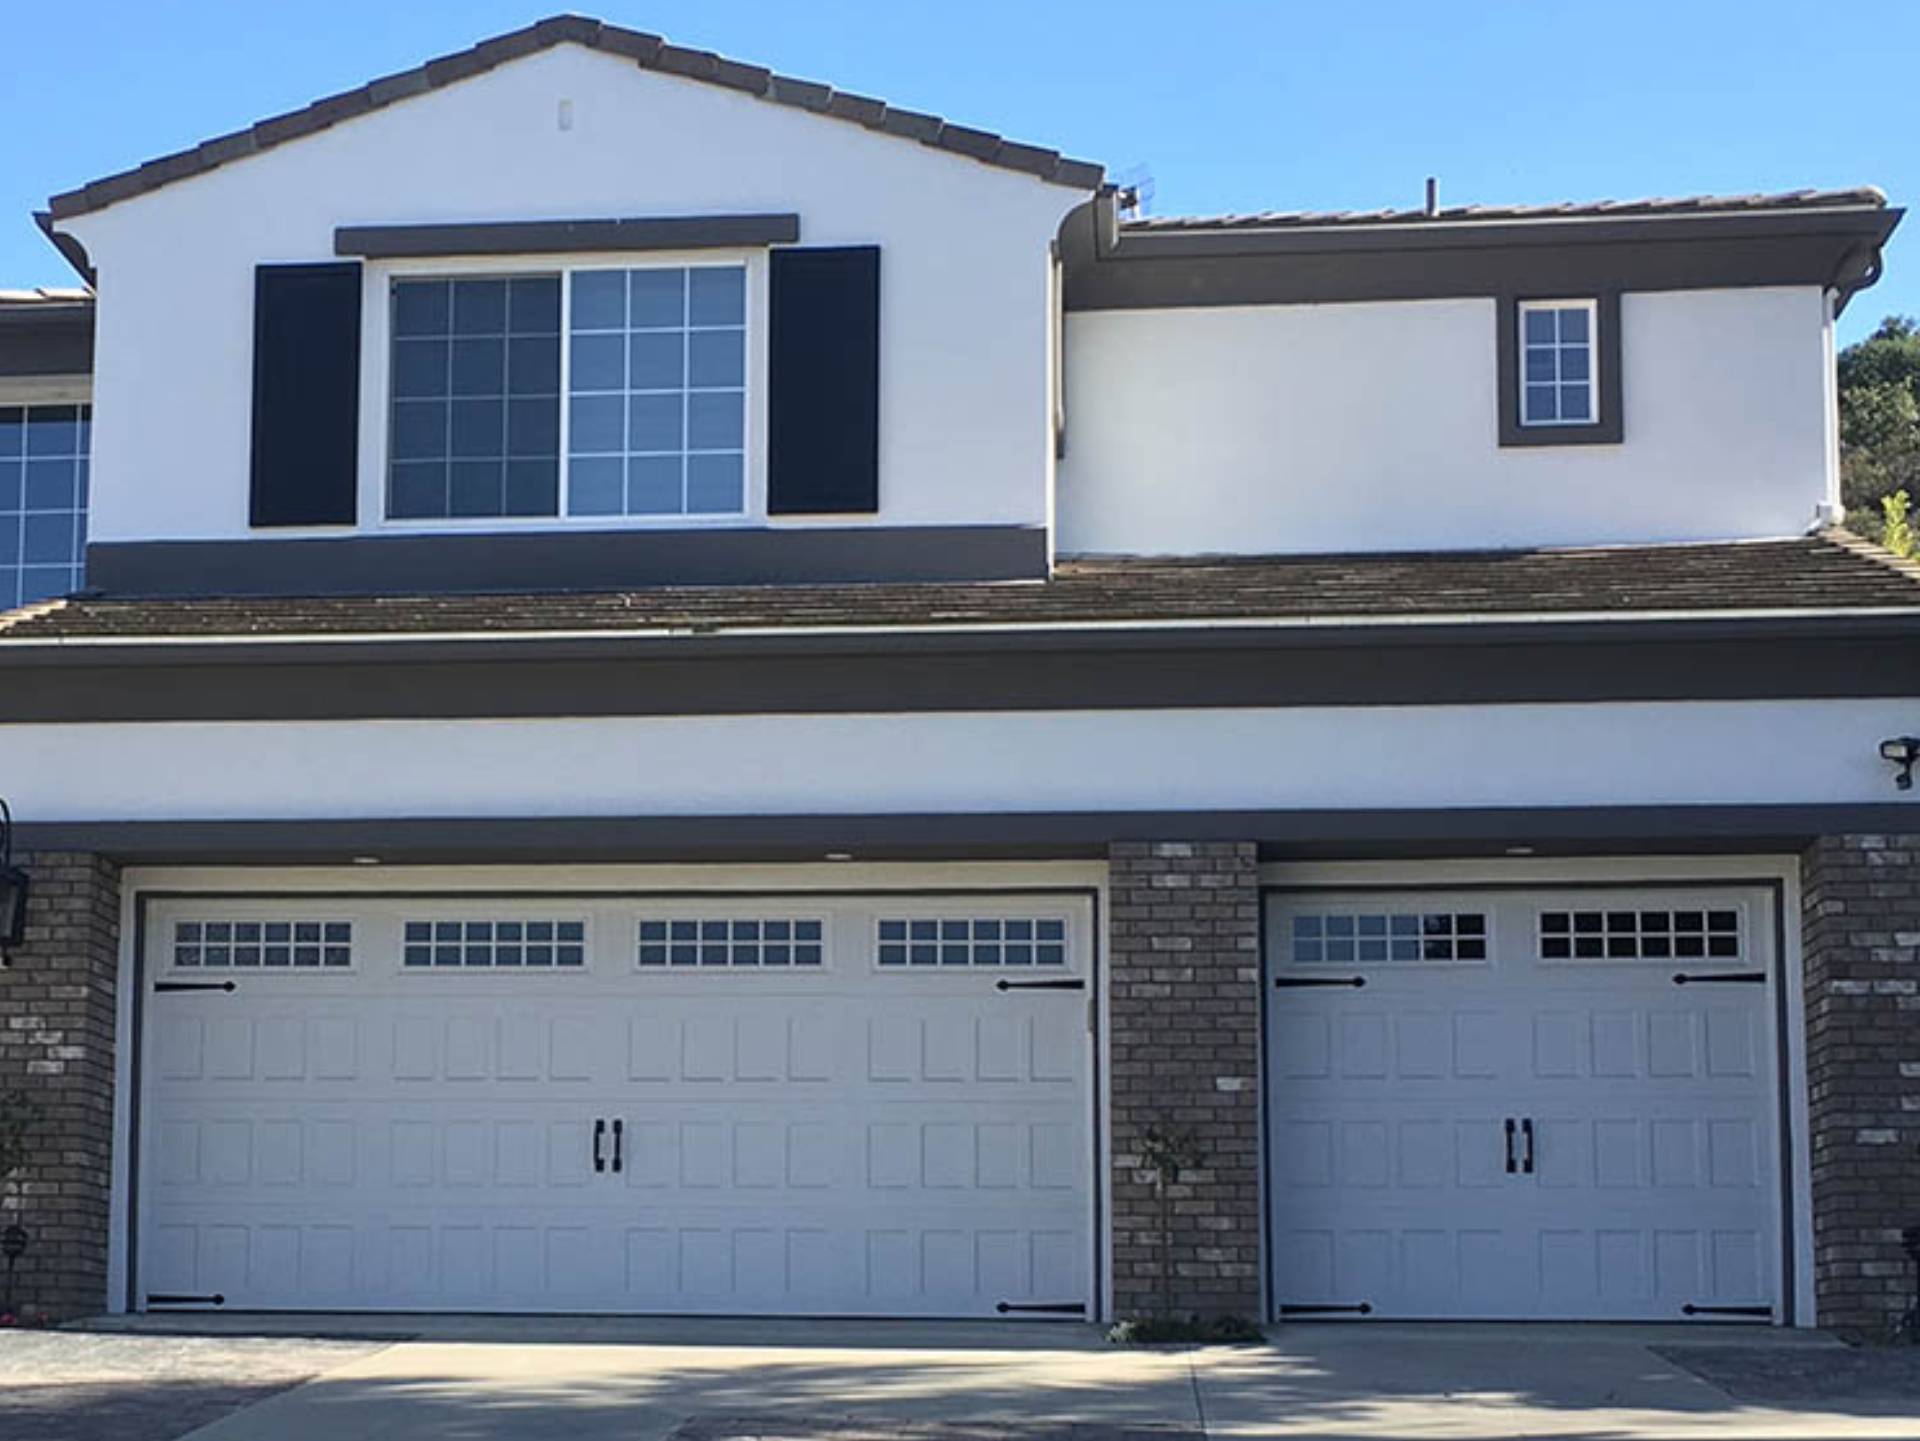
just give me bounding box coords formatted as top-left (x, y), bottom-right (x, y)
top-left (137, 892), bottom-right (1093, 1317)
top-left (1266, 886), bottom-right (1781, 1321)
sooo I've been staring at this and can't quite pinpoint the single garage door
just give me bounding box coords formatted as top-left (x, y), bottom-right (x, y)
top-left (1266, 886), bottom-right (1781, 1322)
top-left (137, 891), bottom-right (1094, 1317)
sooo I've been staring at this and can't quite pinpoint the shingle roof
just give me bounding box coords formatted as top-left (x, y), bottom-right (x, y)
top-left (4, 533), bottom-right (1917, 644)
top-left (1125, 187), bottom-right (1891, 233)
top-left (46, 14), bottom-right (1103, 222)
top-left (0, 288), bottom-right (93, 307)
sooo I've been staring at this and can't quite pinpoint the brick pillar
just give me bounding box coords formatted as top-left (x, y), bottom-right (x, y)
top-left (0, 851), bottom-right (120, 1320)
top-left (1108, 841), bottom-right (1262, 1320)
top-left (1801, 835), bottom-right (1920, 1336)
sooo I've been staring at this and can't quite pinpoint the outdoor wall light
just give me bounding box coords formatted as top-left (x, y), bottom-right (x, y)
top-left (1881, 736), bottom-right (1920, 791)
top-left (0, 799), bottom-right (28, 960)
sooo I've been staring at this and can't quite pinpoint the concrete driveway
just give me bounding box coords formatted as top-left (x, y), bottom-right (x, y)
top-left (5, 1316), bottom-right (1917, 1441)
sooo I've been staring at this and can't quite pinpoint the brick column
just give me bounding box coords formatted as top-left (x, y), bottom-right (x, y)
top-left (1108, 841), bottom-right (1262, 1320)
top-left (1801, 835), bottom-right (1920, 1336)
top-left (0, 851), bottom-right (121, 1320)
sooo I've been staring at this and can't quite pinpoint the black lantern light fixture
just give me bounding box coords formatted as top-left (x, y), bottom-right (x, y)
top-left (0, 799), bottom-right (28, 960)
top-left (1882, 737), bottom-right (1920, 791)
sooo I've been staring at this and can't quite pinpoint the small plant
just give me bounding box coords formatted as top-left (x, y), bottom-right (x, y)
top-left (1109, 1314), bottom-right (1265, 1346)
top-left (1135, 1121), bottom-right (1206, 1322)
top-left (1883, 489), bottom-right (1917, 558)
top-left (0, 1090), bottom-right (37, 1212)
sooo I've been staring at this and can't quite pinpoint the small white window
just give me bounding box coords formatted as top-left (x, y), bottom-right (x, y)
top-left (1519, 300), bottom-right (1596, 427)
top-left (876, 917), bottom-right (1069, 968)
top-left (1289, 911), bottom-right (1488, 965)
top-left (637, 918), bottom-right (824, 969)
top-left (402, 919), bottom-right (587, 969)
top-left (172, 920), bottom-right (352, 970)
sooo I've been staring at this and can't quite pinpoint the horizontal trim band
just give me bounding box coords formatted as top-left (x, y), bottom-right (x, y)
top-left (1, 626), bottom-right (1916, 722)
top-left (17, 804), bottom-right (1910, 865)
top-left (83, 524), bottom-right (1049, 598)
top-left (335, 213), bottom-right (802, 258)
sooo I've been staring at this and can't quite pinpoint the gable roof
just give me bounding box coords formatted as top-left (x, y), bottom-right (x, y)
top-left (5, 533), bottom-right (1918, 645)
top-left (45, 14), bottom-right (1104, 223)
top-left (1126, 187), bottom-right (1892, 234)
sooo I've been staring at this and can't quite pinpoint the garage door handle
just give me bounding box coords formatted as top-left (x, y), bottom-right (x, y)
top-left (1672, 971), bottom-right (1766, 986)
top-left (995, 978), bottom-right (1084, 991)
top-left (592, 1118), bottom-right (606, 1174)
top-left (1274, 975), bottom-right (1366, 989)
top-left (1504, 1117), bottom-right (1517, 1174)
top-left (611, 1117), bottom-right (623, 1174)
top-left (1520, 1117), bottom-right (1535, 1175)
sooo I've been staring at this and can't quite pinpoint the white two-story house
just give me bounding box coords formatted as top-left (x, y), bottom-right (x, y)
top-left (2, 15), bottom-right (1915, 1335)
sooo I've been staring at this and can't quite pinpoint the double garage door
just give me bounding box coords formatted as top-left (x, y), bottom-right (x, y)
top-left (1267, 886), bottom-right (1783, 1321)
top-left (137, 892), bottom-right (1094, 1317)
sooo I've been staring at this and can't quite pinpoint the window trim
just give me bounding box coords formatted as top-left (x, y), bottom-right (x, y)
top-left (1495, 290), bottom-right (1622, 447)
top-left (364, 248), bottom-right (767, 532)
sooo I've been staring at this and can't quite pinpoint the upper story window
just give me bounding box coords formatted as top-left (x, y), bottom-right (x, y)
top-left (387, 263), bottom-right (748, 522)
top-left (0, 404), bottom-right (89, 609)
top-left (1496, 292), bottom-right (1621, 448)
top-left (1519, 300), bottom-right (1596, 427)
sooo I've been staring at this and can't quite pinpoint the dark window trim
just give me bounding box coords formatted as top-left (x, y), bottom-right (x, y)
top-left (1496, 290), bottom-right (1622, 447)
top-left (337, 214), bottom-right (800, 259)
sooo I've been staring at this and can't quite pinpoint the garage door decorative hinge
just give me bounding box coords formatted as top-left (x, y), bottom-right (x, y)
top-left (1671, 971), bottom-right (1766, 986)
top-left (153, 980), bottom-right (237, 994)
top-left (1274, 975), bottom-right (1366, 989)
top-left (1279, 1301), bottom-right (1373, 1316)
top-left (1681, 1303), bottom-right (1772, 1318)
top-left (994, 978), bottom-right (1085, 992)
top-left (995, 1300), bottom-right (1087, 1314)
top-left (146, 1293), bottom-right (225, 1307)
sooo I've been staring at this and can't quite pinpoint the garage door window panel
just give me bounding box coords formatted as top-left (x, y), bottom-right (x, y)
top-left (401, 919), bottom-right (588, 969)
top-left (876, 917), bottom-right (1069, 969)
top-left (1289, 911), bottom-right (1488, 965)
top-left (1538, 908), bottom-right (1741, 962)
top-left (171, 919), bottom-right (353, 970)
top-left (637, 917), bottom-right (825, 969)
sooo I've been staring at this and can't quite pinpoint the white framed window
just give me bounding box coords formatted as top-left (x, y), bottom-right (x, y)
top-left (1518, 299), bottom-right (1597, 427)
top-left (385, 261), bottom-right (749, 523)
top-left (0, 404), bottom-right (89, 610)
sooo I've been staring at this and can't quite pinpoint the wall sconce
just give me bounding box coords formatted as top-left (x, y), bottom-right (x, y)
top-left (0, 799), bottom-right (28, 961)
top-left (1882, 737), bottom-right (1920, 792)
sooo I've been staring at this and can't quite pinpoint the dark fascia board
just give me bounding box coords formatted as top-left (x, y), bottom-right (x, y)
top-left (0, 302), bottom-right (95, 379)
top-left (336, 213), bottom-right (801, 258)
top-left (1060, 196), bottom-right (1903, 312)
top-left (5, 613), bottom-right (1920, 723)
top-left (16, 804), bottom-right (1916, 867)
top-left (45, 15), bottom-right (1103, 224)
top-left (33, 211), bottom-right (95, 288)
top-left (83, 524), bottom-right (1049, 598)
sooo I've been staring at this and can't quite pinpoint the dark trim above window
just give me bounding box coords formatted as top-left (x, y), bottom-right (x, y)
top-left (1496, 291), bottom-right (1622, 447)
top-left (336, 214), bottom-right (800, 259)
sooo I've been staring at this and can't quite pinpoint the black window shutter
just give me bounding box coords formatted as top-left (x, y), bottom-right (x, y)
top-left (768, 246), bottom-right (879, 515)
top-left (250, 262), bottom-right (361, 527)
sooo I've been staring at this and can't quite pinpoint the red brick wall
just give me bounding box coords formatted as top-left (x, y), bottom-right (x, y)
top-left (0, 852), bottom-right (120, 1319)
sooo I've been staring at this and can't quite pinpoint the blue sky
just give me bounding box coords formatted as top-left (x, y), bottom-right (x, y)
top-left (4, 1), bottom-right (1914, 345)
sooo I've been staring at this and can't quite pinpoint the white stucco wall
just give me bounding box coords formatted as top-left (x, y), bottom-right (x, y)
top-left (61, 44), bottom-right (1086, 544)
top-left (1057, 286), bottom-right (1837, 555)
top-left (1, 698), bottom-right (1908, 822)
